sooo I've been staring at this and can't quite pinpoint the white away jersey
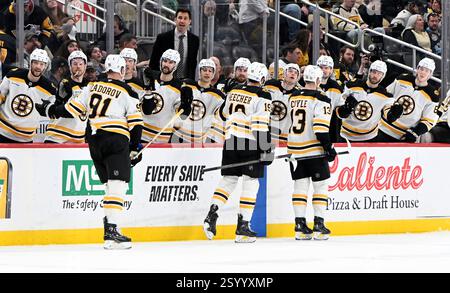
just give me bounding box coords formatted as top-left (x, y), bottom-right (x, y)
top-left (287, 89), bottom-right (332, 157)
top-left (65, 79), bottom-right (143, 140)
top-left (0, 69), bottom-right (56, 142)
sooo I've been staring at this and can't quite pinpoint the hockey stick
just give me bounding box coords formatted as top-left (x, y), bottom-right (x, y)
top-left (284, 137), bottom-right (352, 162)
top-left (132, 108), bottom-right (184, 159)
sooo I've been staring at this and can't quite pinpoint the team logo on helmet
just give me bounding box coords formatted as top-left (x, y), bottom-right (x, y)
top-left (354, 100), bottom-right (373, 121)
top-left (190, 99), bottom-right (206, 121)
top-left (396, 95), bottom-right (415, 115)
top-left (11, 95), bottom-right (33, 117)
top-left (271, 101), bottom-right (287, 121)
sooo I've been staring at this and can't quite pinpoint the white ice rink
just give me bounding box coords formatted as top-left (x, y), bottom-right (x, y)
top-left (1, 231), bottom-right (450, 273)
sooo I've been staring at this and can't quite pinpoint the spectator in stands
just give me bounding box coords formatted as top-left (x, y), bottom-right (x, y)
top-left (268, 43), bottom-right (302, 79)
top-left (335, 45), bottom-right (359, 84)
top-left (23, 30), bottom-right (40, 69)
top-left (54, 39), bottom-right (80, 60)
top-left (210, 56), bottom-right (225, 89)
top-left (3, 0), bottom-right (55, 49)
top-left (280, 1), bottom-right (309, 44)
top-left (87, 45), bottom-right (105, 76)
top-left (292, 29), bottom-right (311, 67)
top-left (402, 14), bottom-right (432, 53)
top-left (0, 20), bottom-right (16, 65)
top-left (238, 0), bottom-right (270, 56)
top-left (332, 0), bottom-right (369, 43)
top-left (426, 13), bottom-right (441, 54)
top-left (425, 0), bottom-right (441, 19)
top-left (390, 0), bottom-right (421, 30)
top-left (47, 56), bottom-right (68, 86)
top-left (96, 14), bottom-right (130, 51)
top-left (149, 8), bottom-right (200, 79)
top-left (358, 0), bottom-right (383, 28)
top-left (84, 62), bottom-right (98, 82)
top-left (42, 0), bottom-right (68, 28)
top-left (48, 16), bottom-right (78, 54)
top-left (118, 33), bottom-right (138, 52)
top-left (381, 0), bottom-right (406, 23)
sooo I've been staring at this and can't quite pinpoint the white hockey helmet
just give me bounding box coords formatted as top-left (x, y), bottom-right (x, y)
top-left (369, 60), bottom-right (387, 76)
top-left (234, 57), bottom-right (251, 71)
top-left (160, 49), bottom-right (180, 69)
top-left (30, 48), bottom-right (49, 64)
top-left (198, 58), bottom-right (216, 72)
top-left (68, 50), bottom-right (87, 65)
top-left (303, 65), bottom-right (323, 83)
top-left (316, 55), bottom-right (334, 68)
top-left (120, 48), bottom-right (138, 62)
top-left (247, 62), bottom-right (268, 84)
top-left (284, 63), bottom-right (300, 77)
top-left (104, 54), bottom-right (126, 74)
top-left (417, 57), bottom-right (435, 73)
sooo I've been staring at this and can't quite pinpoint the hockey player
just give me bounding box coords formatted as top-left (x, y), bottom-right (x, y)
top-left (336, 60), bottom-right (402, 142)
top-left (287, 65), bottom-right (336, 240)
top-left (0, 48), bottom-right (55, 143)
top-left (43, 50), bottom-right (88, 143)
top-left (203, 62), bottom-right (273, 243)
top-left (140, 49), bottom-right (193, 143)
top-left (378, 58), bottom-right (440, 142)
top-left (36, 54), bottom-right (143, 249)
top-left (172, 58), bottom-right (226, 143)
top-left (205, 58), bottom-right (252, 143)
top-left (265, 63), bottom-right (301, 145)
top-left (120, 48), bottom-right (145, 100)
top-left (317, 55), bottom-right (344, 143)
top-left (421, 90), bottom-right (450, 143)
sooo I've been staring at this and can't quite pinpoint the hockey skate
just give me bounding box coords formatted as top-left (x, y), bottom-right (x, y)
top-left (313, 216), bottom-right (331, 240)
top-left (294, 217), bottom-right (313, 240)
top-left (235, 214), bottom-right (257, 243)
top-left (103, 217), bottom-right (132, 249)
top-left (203, 204), bottom-right (219, 240)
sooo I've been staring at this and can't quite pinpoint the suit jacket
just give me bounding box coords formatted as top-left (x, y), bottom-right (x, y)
top-left (150, 29), bottom-right (200, 80)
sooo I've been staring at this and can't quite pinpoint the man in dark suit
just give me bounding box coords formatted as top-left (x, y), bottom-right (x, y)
top-left (149, 8), bottom-right (200, 80)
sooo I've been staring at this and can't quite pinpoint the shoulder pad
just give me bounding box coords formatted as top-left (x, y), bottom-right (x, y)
top-left (422, 85), bottom-right (440, 102)
top-left (38, 77), bottom-right (57, 95)
top-left (397, 73), bottom-right (415, 83)
top-left (204, 87), bottom-right (226, 99)
top-left (316, 91), bottom-right (331, 105)
top-left (6, 68), bottom-right (28, 79)
top-left (259, 90), bottom-right (272, 101)
top-left (111, 79), bottom-right (139, 99)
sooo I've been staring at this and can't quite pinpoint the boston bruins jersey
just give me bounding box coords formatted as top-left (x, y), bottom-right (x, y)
top-left (45, 78), bottom-right (88, 143)
top-left (206, 107), bottom-right (226, 143)
top-left (380, 74), bottom-right (439, 139)
top-left (0, 69), bottom-right (56, 142)
top-left (287, 89), bottom-right (332, 157)
top-left (125, 77), bottom-right (146, 100)
top-left (265, 79), bottom-right (298, 144)
top-left (339, 80), bottom-right (394, 141)
top-left (65, 79), bottom-right (143, 140)
top-left (174, 81), bottom-right (225, 143)
top-left (319, 78), bottom-right (344, 110)
top-left (141, 77), bottom-right (183, 143)
top-left (220, 85), bottom-right (271, 141)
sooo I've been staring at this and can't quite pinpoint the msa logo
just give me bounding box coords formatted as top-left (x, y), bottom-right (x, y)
top-left (62, 160), bottom-right (133, 196)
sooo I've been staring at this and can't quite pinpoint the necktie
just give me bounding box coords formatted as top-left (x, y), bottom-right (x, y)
top-left (177, 35), bottom-right (185, 78)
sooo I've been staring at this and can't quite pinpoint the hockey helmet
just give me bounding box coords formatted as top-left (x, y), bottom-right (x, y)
top-left (30, 48), bottom-right (49, 64)
top-left (120, 48), bottom-right (138, 62)
top-left (160, 49), bottom-right (180, 70)
top-left (369, 60), bottom-right (387, 75)
top-left (68, 50), bottom-right (87, 65)
top-left (104, 54), bottom-right (126, 74)
top-left (247, 62), bottom-right (268, 84)
top-left (198, 58), bottom-right (216, 73)
top-left (417, 58), bottom-right (435, 73)
top-left (284, 63), bottom-right (300, 77)
top-left (234, 57), bottom-right (251, 72)
top-left (316, 55), bottom-right (334, 69)
top-left (303, 65), bottom-right (323, 83)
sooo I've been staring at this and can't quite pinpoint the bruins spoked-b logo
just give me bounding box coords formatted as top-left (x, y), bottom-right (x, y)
top-left (271, 101), bottom-right (287, 121)
top-left (144, 92), bottom-right (164, 114)
top-left (396, 95), bottom-right (415, 115)
top-left (190, 99), bottom-right (206, 121)
top-left (11, 95), bottom-right (33, 117)
top-left (354, 100), bottom-right (373, 121)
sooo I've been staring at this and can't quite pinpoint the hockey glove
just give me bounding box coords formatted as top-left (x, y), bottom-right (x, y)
top-left (129, 143), bottom-right (143, 167)
top-left (401, 128), bottom-right (419, 143)
top-left (179, 86), bottom-right (193, 119)
top-left (324, 145), bottom-right (338, 162)
top-left (386, 103), bottom-right (403, 123)
top-left (344, 94), bottom-right (358, 110)
top-left (260, 144), bottom-right (275, 166)
top-left (35, 99), bottom-right (57, 119)
top-left (142, 93), bottom-right (158, 115)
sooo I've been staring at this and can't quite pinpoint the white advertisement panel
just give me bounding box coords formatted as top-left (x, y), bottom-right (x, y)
top-left (267, 145), bottom-right (450, 224)
top-left (0, 145), bottom-right (244, 232)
